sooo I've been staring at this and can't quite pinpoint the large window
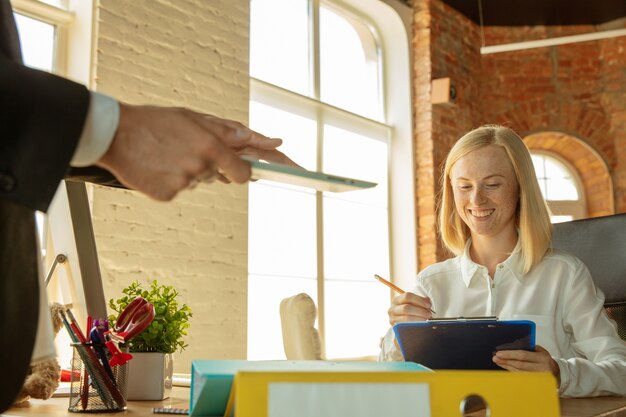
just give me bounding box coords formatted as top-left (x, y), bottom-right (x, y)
top-left (531, 152), bottom-right (586, 223)
top-left (248, 0), bottom-right (413, 360)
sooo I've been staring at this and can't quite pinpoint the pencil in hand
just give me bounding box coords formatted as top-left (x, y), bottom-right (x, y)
top-left (374, 274), bottom-right (405, 294)
top-left (374, 274), bottom-right (436, 314)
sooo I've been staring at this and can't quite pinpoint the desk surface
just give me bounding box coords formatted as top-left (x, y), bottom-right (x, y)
top-left (561, 397), bottom-right (626, 417)
top-left (4, 387), bottom-right (190, 417)
top-left (4, 387), bottom-right (626, 417)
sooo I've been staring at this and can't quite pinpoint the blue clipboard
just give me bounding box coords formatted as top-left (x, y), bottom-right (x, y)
top-left (393, 318), bottom-right (536, 370)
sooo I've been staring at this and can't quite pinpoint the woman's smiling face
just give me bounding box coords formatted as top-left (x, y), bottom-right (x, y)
top-left (450, 144), bottom-right (520, 240)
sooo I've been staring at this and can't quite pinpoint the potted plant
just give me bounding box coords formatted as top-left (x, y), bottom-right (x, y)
top-left (108, 280), bottom-right (192, 400)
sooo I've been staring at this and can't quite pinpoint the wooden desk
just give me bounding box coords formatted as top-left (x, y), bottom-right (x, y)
top-left (560, 397), bottom-right (626, 417)
top-left (4, 387), bottom-right (626, 417)
top-left (4, 387), bottom-right (190, 416)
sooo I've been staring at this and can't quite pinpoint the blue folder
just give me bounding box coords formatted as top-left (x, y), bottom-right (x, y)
top-left (189, 359), bottom-right (429, 416)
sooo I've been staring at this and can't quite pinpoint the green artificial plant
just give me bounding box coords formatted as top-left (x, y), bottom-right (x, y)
top-left (108, 280), bottom-right (192, 354)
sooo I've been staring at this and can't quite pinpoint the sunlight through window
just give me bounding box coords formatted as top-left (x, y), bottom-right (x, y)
top-left (531, 152), bottom-right (585, 223)
top-left (248, 0), bottom-right (392, 360)
top-left (320, 6), bottom-right (381, 120)
top-left (14, 14), bottom-right (55, 72)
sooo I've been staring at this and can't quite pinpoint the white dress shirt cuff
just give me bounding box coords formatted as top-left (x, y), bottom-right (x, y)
top-left (70, 91), bottom-right (119, 167)
top-left (555, 357), bottom-right (569, 396)
top-left (378, 327), bottom-right (404, 362)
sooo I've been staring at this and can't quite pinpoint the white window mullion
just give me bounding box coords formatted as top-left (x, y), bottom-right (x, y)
top-left (309, 0), bottom-right (327, 359)
top-left (250, 78), bottom-right (391, 140)
top-left (11, 0), bottom-right (72, 25)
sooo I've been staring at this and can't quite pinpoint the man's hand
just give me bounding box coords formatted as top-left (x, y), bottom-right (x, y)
top-left (97, 104), bottom-right (289, 201)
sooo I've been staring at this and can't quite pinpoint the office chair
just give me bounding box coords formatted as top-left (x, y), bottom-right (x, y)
top-left (279, 293), bottom-right (323, 360)
top-left (552, 213), bottom-right (626, 340)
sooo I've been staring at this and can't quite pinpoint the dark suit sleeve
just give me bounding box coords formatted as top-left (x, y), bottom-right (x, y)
top-left (0, 57), bottom-right (91, 212)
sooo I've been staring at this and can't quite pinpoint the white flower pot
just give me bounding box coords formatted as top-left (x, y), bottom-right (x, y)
top-left (125, 352), bottom-right (173, 400)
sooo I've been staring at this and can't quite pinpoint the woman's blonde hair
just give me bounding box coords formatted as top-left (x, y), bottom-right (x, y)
top-left (438, 125), bottom-right (552, 273)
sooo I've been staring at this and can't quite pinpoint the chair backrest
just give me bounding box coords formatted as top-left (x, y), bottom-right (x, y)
top-left (552, 213), bottom-right (626, 340)
top-left (279, 293), bottom-right (323, 360)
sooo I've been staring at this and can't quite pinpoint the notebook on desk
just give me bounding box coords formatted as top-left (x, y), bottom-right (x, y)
top-left (394, 318), bottom-right (536, 370)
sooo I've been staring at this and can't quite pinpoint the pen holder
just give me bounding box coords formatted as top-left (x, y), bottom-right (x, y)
top-left (68, 342), bottom-right (128, 413)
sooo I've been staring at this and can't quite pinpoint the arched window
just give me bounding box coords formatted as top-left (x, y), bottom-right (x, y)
top-left (248, 0), bottom-right (414, 360)
top-left (531, 152), bottom-right (586, 223)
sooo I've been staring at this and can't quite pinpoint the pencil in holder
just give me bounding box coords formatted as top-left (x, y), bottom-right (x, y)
top-left (68, 342), bottom-right (128, 413)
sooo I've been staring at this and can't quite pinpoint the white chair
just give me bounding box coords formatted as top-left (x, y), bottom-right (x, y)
top-left (279, 293), bottom-right (322, 360)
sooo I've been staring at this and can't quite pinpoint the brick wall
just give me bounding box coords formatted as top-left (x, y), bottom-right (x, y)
top-left (413, 0), bottom-right (485, 266)
top-left (90, 0), bottom-right (251, 373)
top-left (413, 0), bottom-right (626, 268)
top-left (600, 30), bottom-right (626, 210)
top-left (412, 0), bottom-right (437, 267)
top-left (480, 22), bottom-right (625, 215)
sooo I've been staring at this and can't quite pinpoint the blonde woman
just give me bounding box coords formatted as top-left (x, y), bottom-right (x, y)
top-left (379, 125), bottom-right (626, 397)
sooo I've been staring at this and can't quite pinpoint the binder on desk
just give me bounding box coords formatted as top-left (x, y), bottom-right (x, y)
top-left (189, 360), bottom-right (428, 417)
top-left (228, 370), bottom-right (559, 417)
top-left (394, 319), bottom-right (536, 370)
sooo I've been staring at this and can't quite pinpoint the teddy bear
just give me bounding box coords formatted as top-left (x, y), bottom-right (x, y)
top-left (12, 303), bottom-right (66, 405)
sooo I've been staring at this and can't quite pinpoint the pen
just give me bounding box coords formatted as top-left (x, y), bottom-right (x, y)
top-left (58, 310), bottom-right (110, 408)
top-left (374, 274), bottom-right (436, 314)
top-left (63, 309), bottom-right (126, 409)
top-left (90, 320), bottom-right (116, 383)
top-left (80, 315), bottom-right (93, 410)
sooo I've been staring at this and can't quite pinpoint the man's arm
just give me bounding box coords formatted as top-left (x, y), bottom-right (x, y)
top-left (0, 58), bottom-right (90, 212)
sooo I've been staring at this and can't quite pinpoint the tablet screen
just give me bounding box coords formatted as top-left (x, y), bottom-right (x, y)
top-left (393, 320), bottom-right (536, 370)
top-left (247, 159), bottom-right (377, 193)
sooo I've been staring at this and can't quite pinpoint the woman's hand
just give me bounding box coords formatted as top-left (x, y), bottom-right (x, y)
top-left (387, 292), bottom-right (434, 325)
top-left (492, 345), bottom-right (561, 385)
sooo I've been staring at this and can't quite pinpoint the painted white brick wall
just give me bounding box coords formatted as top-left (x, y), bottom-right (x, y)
top-left (90, 0), bottom-right (251, 373)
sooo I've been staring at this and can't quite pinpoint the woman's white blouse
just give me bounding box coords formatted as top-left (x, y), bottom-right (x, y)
top-left (379, 243), bottom-right (626, 397)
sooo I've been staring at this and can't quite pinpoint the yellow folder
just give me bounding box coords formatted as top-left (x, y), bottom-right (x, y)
top-left (226, 370), bottom-right (559, 417)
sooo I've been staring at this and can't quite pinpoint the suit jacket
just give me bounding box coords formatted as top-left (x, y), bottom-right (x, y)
top-left (0, 0), bottom-right (119, 411)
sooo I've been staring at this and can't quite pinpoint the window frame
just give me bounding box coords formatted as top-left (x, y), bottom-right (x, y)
top-left (248, 0), bottom-right (415, 359)
top-left (11, 0), bottom-right (72, 74)
top-left (13, 0), bottom-right (96, 88)
top-left (531, 150), bottom-right (587, 221)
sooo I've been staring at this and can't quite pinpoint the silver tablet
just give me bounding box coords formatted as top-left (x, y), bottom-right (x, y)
top-left (247, 159), bottom-right (377, 193)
